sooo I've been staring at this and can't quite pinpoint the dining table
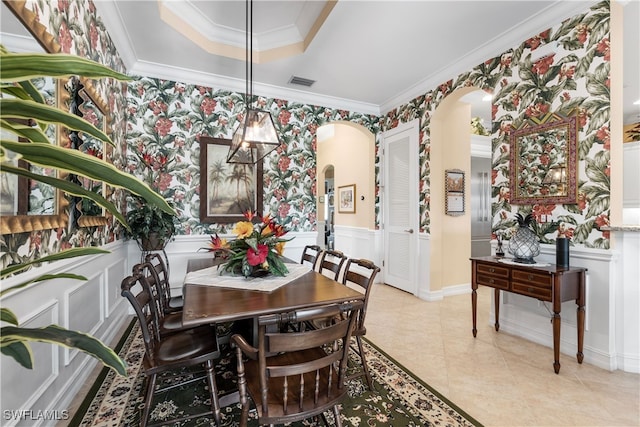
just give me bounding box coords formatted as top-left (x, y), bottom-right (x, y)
top-left (181, 257), bottom-right (365, 344)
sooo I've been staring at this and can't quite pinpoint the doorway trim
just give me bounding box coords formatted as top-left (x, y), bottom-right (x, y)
top-left (382, 119), bottom-right (419, 295)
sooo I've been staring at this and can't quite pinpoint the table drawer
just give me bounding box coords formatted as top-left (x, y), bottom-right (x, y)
top-left (511, 270), bottom-right (551, 288)
top-left (476, 263), bottom-right (509, 278)
top-left (476, 274), bottom-right (509, 290)
top-left (512, 282), bottom-right (552, 300)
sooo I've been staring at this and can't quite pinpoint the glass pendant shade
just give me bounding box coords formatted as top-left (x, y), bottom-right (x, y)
top-left (228, 108), bottom-right (280, 164)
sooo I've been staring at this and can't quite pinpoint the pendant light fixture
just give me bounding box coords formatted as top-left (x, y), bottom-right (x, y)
top-left (227, 0), bottom-right (280, 164)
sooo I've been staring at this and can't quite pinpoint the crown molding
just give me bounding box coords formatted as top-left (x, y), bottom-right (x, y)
top-left (379, 1), bottom-right (597, 114)
top-left (93, 0), bottom-right (139, 70)
top-left (97, 0), bottom-right (595, 118)
top-left (130, 60), bottom-right (380, 116)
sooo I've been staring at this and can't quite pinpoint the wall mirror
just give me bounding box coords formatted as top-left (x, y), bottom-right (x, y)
top-left (1, 1), bottom-right (109, 233)
top-left (63, 76), bottom-right (110, 228)
top-left (509, 113), bottom-right (578, 205)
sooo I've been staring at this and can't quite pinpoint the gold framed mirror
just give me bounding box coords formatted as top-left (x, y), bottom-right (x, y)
top-left (509, 113), bottom-right (578, 205)
top-left (62, 76), bottom-right (110, 228)
top-left (1, 0), bottom-right (110, 233)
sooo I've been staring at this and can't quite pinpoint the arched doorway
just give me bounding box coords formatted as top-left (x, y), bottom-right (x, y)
top-left (316, 122), bottom-right (375, 257)
top-left (430, 86), bottom-right (492, 290)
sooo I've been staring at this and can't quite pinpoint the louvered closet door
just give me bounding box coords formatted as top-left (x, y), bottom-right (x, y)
top-left (383, 120), bottom-right (418, 295)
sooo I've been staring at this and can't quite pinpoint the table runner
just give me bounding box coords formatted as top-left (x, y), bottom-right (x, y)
top-left (183, 262), bottom-right (312, 292)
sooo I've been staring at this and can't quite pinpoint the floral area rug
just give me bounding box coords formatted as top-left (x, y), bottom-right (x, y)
top-left (70, 320), bottom-right (482, 427)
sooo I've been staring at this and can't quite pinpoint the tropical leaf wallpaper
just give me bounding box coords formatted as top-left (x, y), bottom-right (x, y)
top-left (383, 1), bottom-right (612, 249)
top-left (0, 0), bottom-right (616, 270)
top-left (125, 79), bottom-right (380, 235)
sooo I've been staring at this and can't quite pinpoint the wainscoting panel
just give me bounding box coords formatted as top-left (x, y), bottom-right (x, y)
top-left (0, 299), bottom-right (59, 424)
top-left (0, 241), bottom-right (131, 426)
top-left (65, 271), bottom-right (105, 366)
top-left (333, 225), bottom-right (381, 266)
top-left (106, 258), bottom-right (127, 317)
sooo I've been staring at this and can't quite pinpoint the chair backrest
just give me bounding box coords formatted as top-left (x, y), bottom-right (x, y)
top-left (317, 249), bottom-right (347, 281)
top-left (256, 300), bottom-right (363, 420)
top-left (342, 258), bottom-right (380, 332)
top-left (121, 271), bottom-right (161, 358)
top-left (300, 244), bottom-right (322, 270)
top-left (144, 253), bottom-right (172, 313)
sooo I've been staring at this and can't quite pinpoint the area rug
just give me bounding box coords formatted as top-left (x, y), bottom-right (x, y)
top-left (70, 320), bottom-right (482, 427)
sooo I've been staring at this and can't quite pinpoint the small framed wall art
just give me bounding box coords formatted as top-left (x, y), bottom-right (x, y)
top-left (445, 169), bottom-right (465, 216)
top-left (337, 184), bottom-right (356, 213)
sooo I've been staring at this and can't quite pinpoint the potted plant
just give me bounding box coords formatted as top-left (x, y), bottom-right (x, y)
top-left (1, 45), bottom-right (175, 376)
top-left (125, 196), bottom-right (177, 250)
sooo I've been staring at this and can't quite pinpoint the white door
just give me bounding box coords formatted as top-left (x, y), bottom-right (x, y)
top-left (383, 120), bottom-right (419, 295)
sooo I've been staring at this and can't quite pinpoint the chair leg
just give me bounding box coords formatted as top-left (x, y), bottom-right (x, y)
top-left (204, 359), bottom-right (222, 425)
top-left (333, 405), bottom-right (343, 427)
top-left (355, 335), bottom-right (374, 390)
top-left (235, 346), bottom-right (250, 427)
top-left (141, 373), bottom-right (157, 427)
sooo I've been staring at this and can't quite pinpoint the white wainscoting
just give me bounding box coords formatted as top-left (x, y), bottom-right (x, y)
top-left (333, 225), bottom-right (383, 268)
top-left (0, 241), bottom-right (131, 426)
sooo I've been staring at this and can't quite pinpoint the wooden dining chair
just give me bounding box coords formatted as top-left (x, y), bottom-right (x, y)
top-left (231, 300), bottom-right (364, 427)
top-left (317, 249), bottom-right (347, 281)
top-left (300, 244), bottom-right (322, 270)
top-left (145, 252), bottom-right (183, 313)
top-left (121, 271), bottom-right (222, 427)
top-left (133, 262), bottom-right (196, 338)
top-left (342, 258), bottom-right (380, 390)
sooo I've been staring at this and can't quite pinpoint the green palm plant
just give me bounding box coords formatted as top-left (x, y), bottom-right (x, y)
top-left (1, 45), bottom-right (176, 376)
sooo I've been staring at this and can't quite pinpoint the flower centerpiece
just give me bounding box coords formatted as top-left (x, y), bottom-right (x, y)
top-left (205, 211), bottom-right (291, 278)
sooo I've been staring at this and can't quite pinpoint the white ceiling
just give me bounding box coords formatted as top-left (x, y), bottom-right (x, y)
top-left (2, 1), bottom-right (639, 122)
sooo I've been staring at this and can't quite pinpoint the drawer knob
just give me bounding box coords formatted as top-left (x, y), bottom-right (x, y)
top-left (528, 274), bottom-right (534, 281)
top-left (528, 287), bottom-right (534, 293)
top-left (490, 279), bottom-right (495, 284)
top-left (490, 268), bottom-right (495, 273)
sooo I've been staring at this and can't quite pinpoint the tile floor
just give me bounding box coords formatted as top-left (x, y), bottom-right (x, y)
top-left (365, 283), bottom-right (640, 427)
top-left (63, 283), bottom-right (640, 427)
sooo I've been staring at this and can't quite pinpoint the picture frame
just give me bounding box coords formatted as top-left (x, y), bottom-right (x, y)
top-left (337, 184), bottom-right (356, 213)
top-left (445, 169), bottom-right (465, 216)
top-left (199, 137), bottom-right (263, 223)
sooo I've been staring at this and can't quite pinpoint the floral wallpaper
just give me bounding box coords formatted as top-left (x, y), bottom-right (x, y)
top-left (0, 0), bottom-right (127, 268)
top-left (382, 1), bottom-right (611, 249)
top-left (125, 79), bottom-right (380, 235)
top-left (1, 0), bottom-right (614, 270)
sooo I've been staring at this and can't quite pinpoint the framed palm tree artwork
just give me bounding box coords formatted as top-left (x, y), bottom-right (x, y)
top-left (199, 137), bottom-right (263, 223)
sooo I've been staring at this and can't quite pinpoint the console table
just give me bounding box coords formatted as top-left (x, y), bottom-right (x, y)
top-left (470, 256), bottom-right (587, 374)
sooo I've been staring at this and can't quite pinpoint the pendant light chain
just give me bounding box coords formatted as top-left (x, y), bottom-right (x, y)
top-left (249, 0), bottom-right (254, 108)
top-left (227, 0), bottom-right (280, 164)
top-left (245, 0), bottom-right (249, 109)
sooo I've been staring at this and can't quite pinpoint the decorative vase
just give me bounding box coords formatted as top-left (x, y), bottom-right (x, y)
top-left (508, 213), bottom-right (540, 264)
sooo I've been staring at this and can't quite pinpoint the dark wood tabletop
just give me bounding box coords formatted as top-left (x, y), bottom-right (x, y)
top-left (182, 257), bottom-right (364, 328)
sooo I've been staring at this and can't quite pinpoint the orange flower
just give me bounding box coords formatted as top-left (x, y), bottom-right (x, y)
top-left (207, 234), bottom-right (229, 251)
top-left (275, 241), bottom-right (286, 256)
